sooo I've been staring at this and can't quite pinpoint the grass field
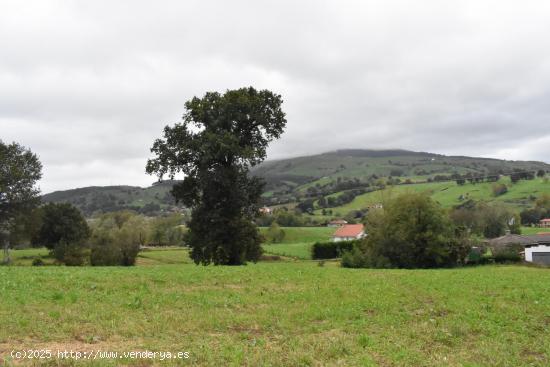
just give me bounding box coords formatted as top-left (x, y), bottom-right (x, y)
top-left (1, 260), bottom-right (550, 366)
top-left (260, 227), bottom-right (334, 259)
top-left (262, 242), bottom-right (313, 259)
top-left (316, 177), bottom-right (550, 216)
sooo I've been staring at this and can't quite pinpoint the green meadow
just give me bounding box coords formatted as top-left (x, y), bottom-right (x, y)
top-left (316, 177), bottom-right (550, 216)
top-left (1, 258), bottom-right (550, 366)
top-left (260, 226), bottom-right (334, 259)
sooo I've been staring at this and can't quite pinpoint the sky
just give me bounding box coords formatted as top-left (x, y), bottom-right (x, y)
top-left (2, 0), bottom-right (550, 193)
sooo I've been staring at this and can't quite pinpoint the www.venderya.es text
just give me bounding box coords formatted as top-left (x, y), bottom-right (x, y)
top-left (10, 349), bottom-right (190, 361)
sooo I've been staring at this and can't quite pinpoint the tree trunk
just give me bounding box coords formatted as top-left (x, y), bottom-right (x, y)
top-left (3, 240), bottom-right (10, 265)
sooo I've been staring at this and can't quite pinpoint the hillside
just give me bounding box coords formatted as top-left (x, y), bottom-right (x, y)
top-left (42, 149), bottom-right (550, 216)
top-left (42, 180), bottom-right (183, 216)
top-left (252, 149), bottom-right (550, 205)
top-left (314, 176), bottom-right (550, 218)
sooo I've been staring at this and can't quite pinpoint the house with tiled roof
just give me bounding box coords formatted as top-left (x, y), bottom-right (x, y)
top-left (327, 219), bottom-right (348, 227)
top-left (540, 218), bottom-right (550, 228)
top-left (332, 224), bottom-right (366, 242)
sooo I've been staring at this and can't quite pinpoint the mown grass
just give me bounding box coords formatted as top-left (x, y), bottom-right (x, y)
top-left (521, 226), bottom-right (550, 236)
top-left (4, 248), bottom-right (52, 266)
top-left (262, 242), bottom-right (312, 259)
top-left (1, 262), bottom-right (550, 366)
top-left (260, 226), bottom-right (333, 244)
top-left (260, 227), bottom-right (334, 259)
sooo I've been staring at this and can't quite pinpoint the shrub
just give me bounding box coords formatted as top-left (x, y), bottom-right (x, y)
top-left (266, 222), bottom-right (285, 243)
top-left (491, 183), bottom-right (508, 197)
top-left (493, 251), bottom-right (522, 263)
top-left (53, 241), bottom-right (89, 266)
top-left (90, 230), bottom-right (140, 266)
top-left (341, 247), bottom-right (368, 268)
top-left (491, 244), bottom-right (523, 264)
top-left (32, 258), bottom-right (44, 266)
top-left (90, 231), bottom-right (121, 266)
top-left (312, 240), bottom-right (356, 259)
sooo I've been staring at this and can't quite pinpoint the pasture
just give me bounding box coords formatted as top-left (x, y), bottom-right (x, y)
top-left (260, 226), bottom-right (334, 259)
top-left (1, 258), bottom-right (550, 366)
top-left (315, 177), bottom-right (550, 216)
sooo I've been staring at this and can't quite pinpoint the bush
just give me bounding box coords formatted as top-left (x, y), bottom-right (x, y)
top-left (341, 247), bottom-right (368, 268)
top-left (492, 183), bottom-right (508, 197)
top-left (492, 244), bottom-right (523, 264)
top-left (90, 230), bottom-right (140, 266)
top-left (32, 258), bottom-right (44, 266)
top-left (90, 231), bottom-right (122, 266)
top-left (266, 222), bottom-right (285, 243)
top-left (493, 251), bottom-right (522, 263)
top-left (53, 241), bottom-right (89, 266)
top-left (312, 240), bottom-right (356, 259)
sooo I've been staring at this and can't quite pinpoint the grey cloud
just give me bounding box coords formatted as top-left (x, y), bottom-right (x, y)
top-left (1, 0), bottom-right (550, 193)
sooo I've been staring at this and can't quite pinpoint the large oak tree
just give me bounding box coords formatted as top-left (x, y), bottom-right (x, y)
top-left (146, 87), bottom-right (286, 265)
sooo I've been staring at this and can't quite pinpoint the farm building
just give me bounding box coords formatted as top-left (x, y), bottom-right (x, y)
top-left (327, 219), bottom-right (348, 227)
top-left (487, 233), bottom-right (550, 265)
top-left (332, 224), bottom-right (366, 242)
top-left (539, 218), bottom-right (550, 228)
top-left (259, 206), bottom-right (272, 215)
top-left (524, 234), bottom-right (550, 265)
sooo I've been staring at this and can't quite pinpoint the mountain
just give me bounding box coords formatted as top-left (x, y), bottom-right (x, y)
top-left (42, 180), bottom-right (183, 217)
top-left (252, 149), bottom-right (550, 196)
top-left (43, 149), bottom-right (550, 216)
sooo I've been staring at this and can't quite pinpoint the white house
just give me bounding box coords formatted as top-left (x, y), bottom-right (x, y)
top-left (488, 233), bottom-right (550, 265)
top-left (259, 206), bottom-right (272, 215)
top-left (525, 244), bottom-right (550, 265)
top-left (524, 234), bottom-right (550, 265)
top-left (332, 224), bottom-right (366, 242)
top-left (327, 219), bottom-right (348, 227)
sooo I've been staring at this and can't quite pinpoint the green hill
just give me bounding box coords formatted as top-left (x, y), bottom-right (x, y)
top-left (252, 149), bottom-right (550, 206)
top-left (42, 180), bottom-right (183, 216)
top-left (315, 176), bottom-right (550, 217)
top-left (43, 149), bottom-right (550, 216)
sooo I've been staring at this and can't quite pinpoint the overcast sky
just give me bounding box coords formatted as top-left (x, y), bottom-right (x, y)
top-left (2, 1), bottom-right (550, 193)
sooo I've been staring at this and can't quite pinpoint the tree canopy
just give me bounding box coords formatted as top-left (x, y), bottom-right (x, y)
top-left (346, 193), bottom-right (470, 268)
top-left (146, 87), bottom-right (286, 265)
top-left (33, 203), bottom-right (91, 250)
top-left (0, 140), bottom-right (42, 263)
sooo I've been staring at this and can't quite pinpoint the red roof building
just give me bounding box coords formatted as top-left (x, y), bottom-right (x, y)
top-left (540, 218), bottom-right (550, 228)
top-left (332, 224), bottom-right (366, 242)
top-left (327, 219), bottom-right (348, 227)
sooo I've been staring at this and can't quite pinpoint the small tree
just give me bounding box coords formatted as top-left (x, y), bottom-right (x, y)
top-left (146, 87), bottom-right (286, 265)
top-left (33, 203), bottom-right (91, 265)
top-left (266, 221), bottom-right (285, 243)
top-left (537, 169), bottom-right (546, 178)
top-left (0, 141), bottom-right (42, 264)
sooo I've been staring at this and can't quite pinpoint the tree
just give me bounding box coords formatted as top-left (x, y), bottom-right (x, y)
top-left (358, 192), bottom-right (470, 268)
top-left (266, 221), bottom-right (285, 243)
top-left (0, 141), bottom-right (42, 264)
top-left (149, 214), bottom-right (184, 246)
top-left (33, 203), bottom-right (91, 265)
top-left (90, 211), bottom-right (148, 266)
top-left (146, 87), bottom-right (287, 265)
top-left (537, 169), bottom-right (546, 178)
top-left (450, 201), bottom-right (518, 238)
top-left (296, 199), bottom-right (314, 214)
